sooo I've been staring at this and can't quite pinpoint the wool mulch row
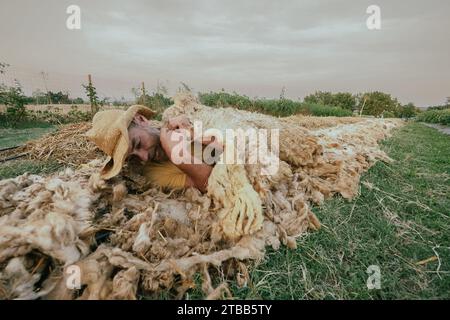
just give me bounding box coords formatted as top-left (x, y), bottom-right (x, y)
top-left (0, 94), bottom-right (403, 299)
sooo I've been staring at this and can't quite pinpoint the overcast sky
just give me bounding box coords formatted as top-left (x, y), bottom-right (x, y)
top-left (1, 0), bottom-right (449, 106)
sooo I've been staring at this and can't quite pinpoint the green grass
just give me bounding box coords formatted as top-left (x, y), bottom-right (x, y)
top-left (0, 160), bottom-right (62, 180)
top-left (0, 125), bottom-right (55, 149)
top-left (0, 124), bottom-right (60, 179)
top-left (199, 91), bottom-right (353, 117)
top-left (228, 123), bottom-right (449, 299)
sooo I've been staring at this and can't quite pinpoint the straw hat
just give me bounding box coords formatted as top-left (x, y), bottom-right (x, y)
top-left (85, 105), bottom-right (156, 180)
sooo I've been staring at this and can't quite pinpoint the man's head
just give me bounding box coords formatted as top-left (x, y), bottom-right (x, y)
top-left (85, 105), bottom-right (156, 180)
top-left (127, 113), bottom-right (167, 163)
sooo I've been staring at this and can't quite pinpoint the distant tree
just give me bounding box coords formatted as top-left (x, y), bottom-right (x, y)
top-left (83, 82), bottom-right (99, 113)
top-left (132, 83), bottom-right (173, 115)
top-left (425, 98), bottom-right (450, 111)
top-left (112, 96), bottom-right (127, 106)
top-left (304, 91), bottom-right (331, 105)
top-left (47, 91), bottom-right (71, 104)
top-left (137, 92), bottom-right (172, 113)
top-left (333, 92), bottom-right (357, 110)
top-left (31, 89), bottom-right (47, 104)
top-left (0, 80), bottom-right (27, 122)
top-left (304, 91), bottom-right (357, 110)
top-left (72, 97), bottom-right (84, 104)
top-left (396, 103), bottom-right (417, 118)
top-left (357, 91), bottom-right (400, 116)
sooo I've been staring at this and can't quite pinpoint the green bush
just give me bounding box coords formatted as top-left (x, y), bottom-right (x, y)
top-left (301, 102), bottom-right (353, 117)
top-left (382, 111), bottom-right (396, 118)
top-left (0, 82), bottom-right (28, 125)
top-left (199, 91), bottom-right (352, 117)
top-left (395, 103), bottom-right (418, 118)
top-left (357, 91), bottom-right (401, 116)
top-left (416, 109), bottom-right (450, 125)
top-left (428, 105), bottom-right (450, 111)
top-left (304, 91), bottom-right (356, 110)
top-left (137, 92), bottom-right (173, 115)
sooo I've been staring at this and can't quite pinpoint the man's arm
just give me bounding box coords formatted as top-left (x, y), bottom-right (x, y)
top-left (160, 126), bottom-right (212, 193)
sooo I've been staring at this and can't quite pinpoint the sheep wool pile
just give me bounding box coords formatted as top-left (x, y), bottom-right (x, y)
top-left (0, 94), bottom-right (403, 299)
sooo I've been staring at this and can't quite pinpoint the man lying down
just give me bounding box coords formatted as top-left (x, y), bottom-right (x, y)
top-left (85, 105), bottom-right (223, 192)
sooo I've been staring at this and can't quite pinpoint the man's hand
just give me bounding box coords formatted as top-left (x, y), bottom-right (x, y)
top-left (160, 126), bottom-right (212, 193)
top-left (160, 127), bottom-right (191, 160)
top-left (167, 115), bottom-right (192, 130)
top-left (199, 135), bottom-right (224, 155)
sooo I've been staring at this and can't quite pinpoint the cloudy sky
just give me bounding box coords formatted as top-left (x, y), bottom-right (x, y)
top-left (1, 0), bottom-right (449, 106)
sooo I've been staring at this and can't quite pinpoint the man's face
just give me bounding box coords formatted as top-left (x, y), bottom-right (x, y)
top-left (127, 115), bottom-right (167, 163)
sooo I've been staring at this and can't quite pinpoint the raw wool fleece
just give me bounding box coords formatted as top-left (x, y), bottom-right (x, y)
top-left (0, 94), bottom-right (403, 300)
top-left (163, 93), bottom-right (324, 238)
top-left (162, 93), bottom-right (401, 236)
top-left (0, 164), bottom-right (266, 300)
top-left (0, 166), bottom-right (100, 299)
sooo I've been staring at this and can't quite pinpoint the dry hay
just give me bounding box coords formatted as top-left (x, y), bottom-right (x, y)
top-left (0, 94), bottom-right (403, 300)
top-left (0, 123), bottom-right (101, 167)
top-left (26, 123), bottom-right (102, 166)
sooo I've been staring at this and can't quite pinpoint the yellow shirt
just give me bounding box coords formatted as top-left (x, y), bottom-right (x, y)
top-left (142, 141), bottom-right (220, 190)
top-left (142, 161), bottom-right (187, 190)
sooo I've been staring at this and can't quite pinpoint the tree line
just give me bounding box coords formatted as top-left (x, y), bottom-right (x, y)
top-left (303, 91), bottom-right (419, 118)
top-left (2, 61), bottom-right (449, 124)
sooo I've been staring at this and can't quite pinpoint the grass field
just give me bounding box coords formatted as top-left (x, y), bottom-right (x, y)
top-left (0, 124), bottom-right (55, 149)
top-left (227, 123), bottom-right (449, 299)
top-left (0, 122), bottom-right (449, 299)
top-left (0, 124), bottom-right (60, 179)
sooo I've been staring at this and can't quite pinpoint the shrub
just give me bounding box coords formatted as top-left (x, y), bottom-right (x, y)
top-left (382, 111), bottom-right (396, 118)
top-left (0, 82), bottom-right (28, 125)
top-left (302, 102), bottom-right (353, 117)
top-left (428, 105), bottom-right (450, 111)
top-left (137, 92), bottom-right (173, 115)
top-left (357, 91), bottom-right (401, 116)
top-left (199, 91), bottom-right (352, 117)
top-left (304, 91), bottom-right (357, 111)
top-left (416, 109), bottom-right (450, 125)
top-left (395, 103), bottom-right (418, 118)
